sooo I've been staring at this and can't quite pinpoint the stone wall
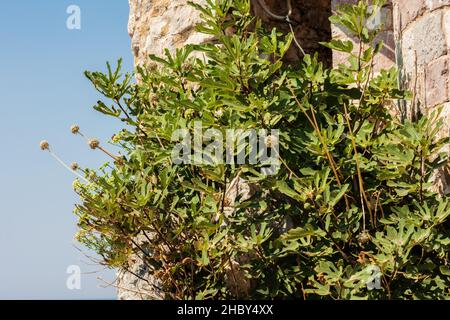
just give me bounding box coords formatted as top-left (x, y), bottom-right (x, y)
top-left (332, 0), bottom-right (449, 192)
top-left (128, 0), bottom-right (334, 66)
top-left (331, 0), bottom-right (449, 113)
top-left (128, 0), bottom-right (211, 64)
top-left (394, 0), bottom-right (449, 115)
top-left (128, 0), bottom-right (449, 110)
top-left (393, 0), bottom-right (449, 193)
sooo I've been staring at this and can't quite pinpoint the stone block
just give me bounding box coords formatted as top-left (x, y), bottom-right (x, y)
top-left (426, 55), bottom-right (450, 107)
top-left (444, 9), bottom-right (450, 52)
top-left (401, 10), bottom-right (447, 73)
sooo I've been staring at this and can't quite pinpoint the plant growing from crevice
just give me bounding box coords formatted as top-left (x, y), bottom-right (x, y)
top-left (44, 0), bottom-right (450, 299)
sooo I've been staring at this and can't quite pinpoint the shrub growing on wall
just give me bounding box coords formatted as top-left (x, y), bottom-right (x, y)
top-left (70, 0), bottom-right (449, 299)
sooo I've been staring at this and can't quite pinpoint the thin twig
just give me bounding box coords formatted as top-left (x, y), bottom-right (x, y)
top-left (48, 150), bottom-right (89, 183)
top-left (288, 22), bottom-right (306, 56)
top-left (255, 0), bottom-right (306, 55)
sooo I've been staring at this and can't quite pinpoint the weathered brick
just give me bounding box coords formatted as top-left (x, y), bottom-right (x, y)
top-left (397, 0), bottom-right (450, 30)
top-left (397, 0), bottom-right (427, 30)
top-left (426, 55), bottom-right (450, 107)
top-left (401, 10), bottom-right (447, 72)
top-left (444, 9), bottom-right (450, 53)
top-left (440, 102), bottom-right (450, 134)
top-left (425, 0), bottom-right (450, 11)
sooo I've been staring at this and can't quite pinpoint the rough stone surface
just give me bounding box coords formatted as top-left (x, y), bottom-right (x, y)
top-left (393, 1), bottom-right (450, 195)
top-left (445, 9), bottom-right (450, 50)
top-left (400, 10), bottom-right (447, 76)
top-left (116, 262), bottom-right (165, 300)
top-left (116, 234), bottom-right (165, 300)
top-left (128, 0), bottom-right (212, 65)
top-left (397, 0), bottom-right (450, 31)
top-left (394, 2), bottom-right (449, 112)
top-left (426, 55), bottom-right (449, 107)
top-left (129, 0), bottom-right (334, 66)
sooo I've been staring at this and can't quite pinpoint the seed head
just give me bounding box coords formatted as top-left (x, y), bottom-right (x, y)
top-left (264, 135), bottom-right (279, 148)
top-left (40, 140), bottom-right (50, 151)
top-left (70, 162), bottom-right (79, 171)
top-left (88, 139), bottom-right (100, 150)
top-left (71, 125), bottom-right (80, 135)
top-left (357, 230), bottom-right (371, 246)
top-left (148, 93), bottom-right (158, 104)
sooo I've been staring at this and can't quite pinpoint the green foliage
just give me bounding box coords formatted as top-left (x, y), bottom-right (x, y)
top-left (74, 0), bottom-right (450, 299)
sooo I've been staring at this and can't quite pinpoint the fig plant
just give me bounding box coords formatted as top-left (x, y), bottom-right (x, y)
top-left (60, 0), bottom-right (450, 299)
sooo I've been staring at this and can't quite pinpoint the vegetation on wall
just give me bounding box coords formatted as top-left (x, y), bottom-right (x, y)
top-left (56, 0), bottom-right (450, 299)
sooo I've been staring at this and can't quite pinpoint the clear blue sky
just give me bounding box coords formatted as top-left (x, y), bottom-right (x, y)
top-left (0, 1), bottom-right (134, 299)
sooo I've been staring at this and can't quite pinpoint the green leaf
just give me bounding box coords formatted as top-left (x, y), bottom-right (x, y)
top-left (320, 39), bottom-right (354, 53)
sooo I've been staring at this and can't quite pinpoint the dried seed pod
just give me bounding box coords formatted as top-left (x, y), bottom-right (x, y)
top-left (70, 125), bottom-right (80, 135)
top-left (40, 140), bottom-right (50, 151)
top-left (357, 230), bottom-right (371, 246)
top-left (264, 135), bottom-right (279, 148)
top-left (70, 162), bottom-right (79, 171)
top-left (88, 139), bottom-right (100, 150)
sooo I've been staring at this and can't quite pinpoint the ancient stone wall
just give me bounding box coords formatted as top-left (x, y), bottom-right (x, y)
top-left (128, 0), bottom-right (334, 66)
top-left (331, 0), bottom-right (449, 114)
top-left (128, 0), bottom-right (211, 64)
top-left (394, 0), bottom-right (449, 117)
top-left (393, 0), bottom-right (449, 192)
top-left (332, 0), bottom-right (449, 191)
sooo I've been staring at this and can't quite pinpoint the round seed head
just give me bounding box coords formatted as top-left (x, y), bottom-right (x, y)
top-left (357, 230), bottom-right (371, 245)
top-left (264, 135), bottom-right (279, 148)
top-left (40, 140), bottom-right (50, 151)
top-left (70, 162), bottom-right (79, 171)
top-left (71, 125), bottom-right (80, 135)
top-left (88, 139), bottom-right (100, 150)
